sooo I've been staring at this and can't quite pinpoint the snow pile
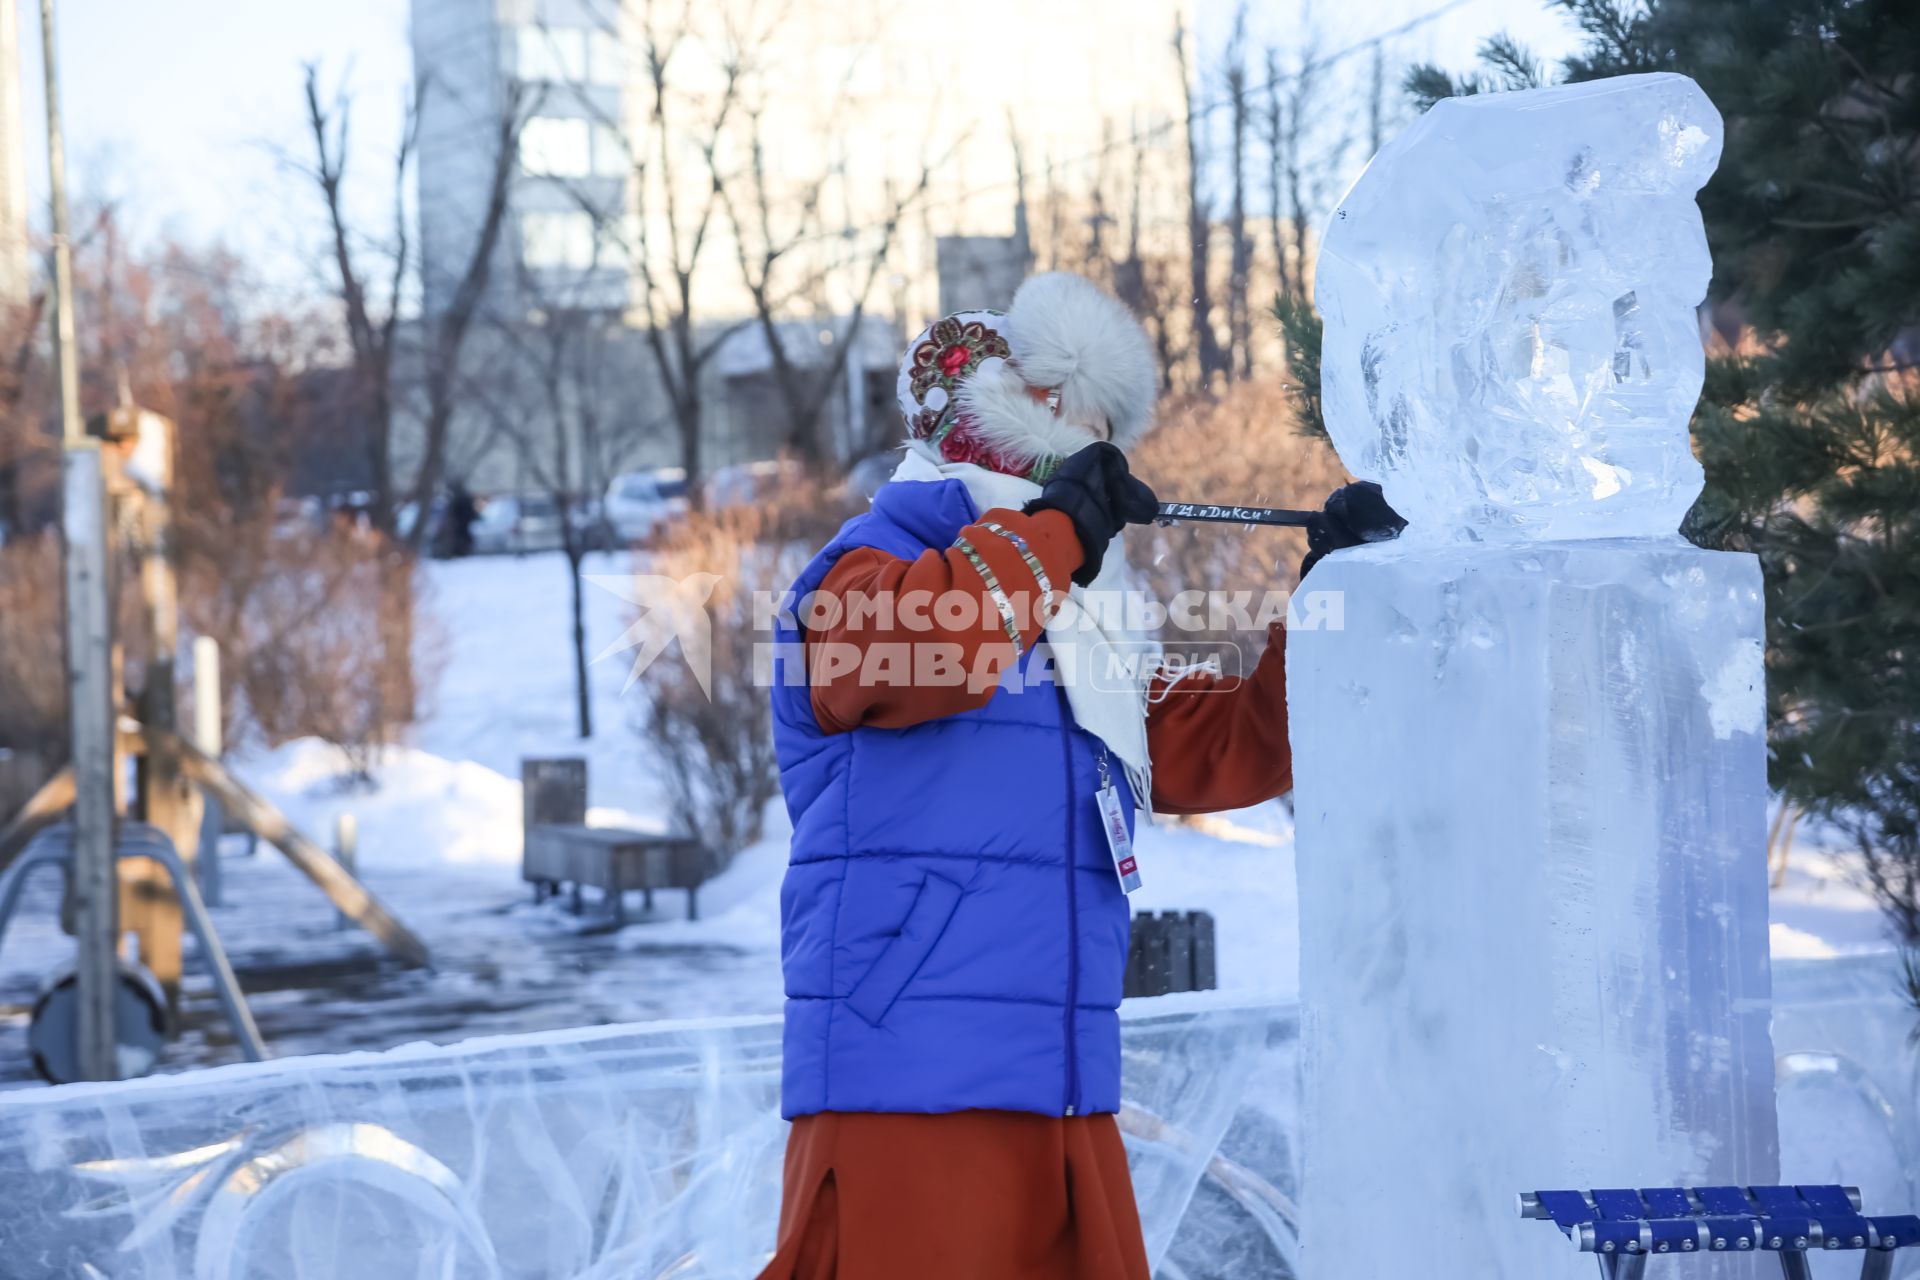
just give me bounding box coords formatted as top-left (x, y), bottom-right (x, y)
top-left (248, 741), bottom-right (525, 870)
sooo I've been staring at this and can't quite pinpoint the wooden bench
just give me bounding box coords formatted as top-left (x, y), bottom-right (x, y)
top-left (520, 758), bottom-right (714, 922)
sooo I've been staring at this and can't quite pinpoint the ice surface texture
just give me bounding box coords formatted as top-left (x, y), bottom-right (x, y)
top-left (0, 1000), bottom-right (1287, 1279)
top-left (1289, 542), bottom-right (1779, 1278)
top-left (1316, 74), bottom-right (1723, 540)
top-left (0, 968), bottom-right (1909, 1279)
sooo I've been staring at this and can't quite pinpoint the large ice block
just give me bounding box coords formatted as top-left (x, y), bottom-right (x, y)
top-left (1294, 72), bottom-right (1777, 1279)
top-left (1290, 541), bottom-right (1776, 1276)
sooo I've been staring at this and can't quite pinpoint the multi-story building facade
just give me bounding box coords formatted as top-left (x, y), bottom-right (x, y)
top-left (409, 0), bottom-right (1192, 493)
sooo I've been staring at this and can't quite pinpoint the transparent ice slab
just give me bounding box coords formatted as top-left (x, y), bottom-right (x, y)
top-left (0, 964), bottom-right (1909, 1278)
top-left (0, 998), bottom-right (1284, 1279)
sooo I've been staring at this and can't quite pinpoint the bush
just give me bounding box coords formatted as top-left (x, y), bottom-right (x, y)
top-left (1127, 380), bottom-right (1348, 668)
top-left (178, 509), bottom-right (434, 784)
top-left (632, 482), bottom-right (850, 860)
top-left (0, 533), bottom-right (68, 761)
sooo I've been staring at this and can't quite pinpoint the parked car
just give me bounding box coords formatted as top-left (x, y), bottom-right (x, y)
top-left (471, 494), bottom-right (567, 555)
top-left (271, 495), bottom-right (324, 540)
top-left (703, 459), bottom-right (807, 511)
top-left (396, 496), bottom-right (458, 555)
top-left (603, 468), bottom-right (690, 544)
top-left (568, 496), bottom-right (617, 552)
top-left (842, 452), bottom-right (900, 503)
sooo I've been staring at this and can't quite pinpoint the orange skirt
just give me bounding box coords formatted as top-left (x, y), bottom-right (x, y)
top-left (755, 1109), bottom-right (1152, 1280)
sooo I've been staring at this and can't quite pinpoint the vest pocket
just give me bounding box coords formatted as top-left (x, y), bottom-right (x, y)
top-left (843, 870), bottom-right (965, 1028)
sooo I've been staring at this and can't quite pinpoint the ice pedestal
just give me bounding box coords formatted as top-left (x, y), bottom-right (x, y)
top-left (1289, 541), bottom-right (1776, 1276)
top-left (1293, 72), bottom-right (1778, 1278)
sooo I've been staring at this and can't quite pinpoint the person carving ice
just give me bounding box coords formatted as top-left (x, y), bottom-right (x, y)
top-left (758, 273), bottom-right (1391, 1279)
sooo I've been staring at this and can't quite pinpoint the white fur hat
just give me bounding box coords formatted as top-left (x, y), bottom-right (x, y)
top-left (896, 273), bottom-right (1157, 479)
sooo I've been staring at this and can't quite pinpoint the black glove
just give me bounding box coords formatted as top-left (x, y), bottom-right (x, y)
top-left (1023, 441), bottom-right (1159, 587)
top-left (1301, 481), bottom-right (1407, 577)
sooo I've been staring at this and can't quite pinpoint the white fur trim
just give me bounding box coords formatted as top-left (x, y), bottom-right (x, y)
top-left (953, 359), bottom-right (1105, 468)
top-left (1004, 273), bottom-right (1157, 446)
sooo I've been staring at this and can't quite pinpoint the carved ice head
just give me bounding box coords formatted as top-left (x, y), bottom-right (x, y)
top-left (1316, 73), bottom-right (1722, 541)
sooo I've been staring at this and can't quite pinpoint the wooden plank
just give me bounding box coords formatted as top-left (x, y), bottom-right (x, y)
top-left (127, 412), bottom-right (194, 998)
top-left (173, 733), bottom-right (430, 968)
top-left (61, 443), bottom-right (119, 1081)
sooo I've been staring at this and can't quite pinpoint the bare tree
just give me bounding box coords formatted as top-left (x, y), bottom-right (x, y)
top-left (1113, 130), bottom-right (1177, 395)
top-left (566, 0), bottom-right (762, 509)
top-left (301, 67), bottom-right (527, 544)
top-left (1269, 32), bottom-right (1348, 304)
top-left (1261, 49), bottom-right (1294, 301)
top-left (717, 97), bottom-right (943, 467)
top-left (1224, 3), bottom-right (1254, 380)
top-left (480, 285), bottom-right (645, 738)
top-left (1174, 16), bottom-right (1228, 388)
top-left (299, 65), bottom-right (527, 727)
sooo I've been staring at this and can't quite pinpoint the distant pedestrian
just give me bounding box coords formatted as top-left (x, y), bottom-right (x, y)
top-left (447, 481), bottom-right (478, 558)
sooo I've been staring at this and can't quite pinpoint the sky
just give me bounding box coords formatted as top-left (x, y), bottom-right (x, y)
top-left (17, 0), bottom-right (1586, 303)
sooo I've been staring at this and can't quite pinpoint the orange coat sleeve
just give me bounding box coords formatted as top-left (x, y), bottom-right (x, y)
top-left (805, 508), bottom-right (1084, 733)
top-left (1145, 622), bottom-right (1292, 815)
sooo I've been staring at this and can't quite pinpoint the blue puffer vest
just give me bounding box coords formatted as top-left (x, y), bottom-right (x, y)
top-left (770, 477), bottom-right (1134, 1119)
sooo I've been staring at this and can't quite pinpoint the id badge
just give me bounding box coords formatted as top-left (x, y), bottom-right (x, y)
top-left (1096, 783), bottom-right (1142, 894)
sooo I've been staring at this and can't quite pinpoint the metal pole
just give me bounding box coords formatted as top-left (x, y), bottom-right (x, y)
top-left (38, 0), bottom-right (79, 447)
top-left (61, 446), bottom-right (118, 1081)
top-left (44, 0), bottom-right (117, 1081)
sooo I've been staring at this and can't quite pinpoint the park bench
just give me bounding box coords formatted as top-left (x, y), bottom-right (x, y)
top-left (520, 758), bottom-right (714, 923)
top-left (1124, 910), bottom-right (1217, 998)
top-left (1521, 1184), bottom-right (1920, 1279)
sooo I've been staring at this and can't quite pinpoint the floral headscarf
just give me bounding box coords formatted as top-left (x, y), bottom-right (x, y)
top-left (894, 310), bottom-right (1065, 483)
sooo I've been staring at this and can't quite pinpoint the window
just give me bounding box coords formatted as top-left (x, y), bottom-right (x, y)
top-left (520, 116), bottom-right (593, 178)
top-left (516, 27), bottom-right (586, 83)
top-left (592, 218), bottom-right (630, 270)
top-left (512, 25), bottom-right (619, 85)
top-left (590, 122), bottom-right (627, 177)
top-left (522, 211), bottom-right (597, 269)
top-left (585, 29), bottom-right (623, 85)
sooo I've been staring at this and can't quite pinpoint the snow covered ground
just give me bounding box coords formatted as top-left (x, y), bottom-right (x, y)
top-left (0, 549), bottom-right (1896, 1086)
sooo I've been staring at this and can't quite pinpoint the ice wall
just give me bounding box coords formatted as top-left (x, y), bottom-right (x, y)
top-left (0, 1001), bottom-right (1282, 1279)
top-left (1291, 73), bottom-right (1778, 1278)
top-left (0, 964), bottom-right (1909, 1278)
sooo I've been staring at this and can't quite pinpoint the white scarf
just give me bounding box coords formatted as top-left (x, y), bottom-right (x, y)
top-left (890, 443), bottom-right (1160, 808)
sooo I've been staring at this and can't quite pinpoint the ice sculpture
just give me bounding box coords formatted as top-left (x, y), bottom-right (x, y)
top-left (1291, 74), bottom-right (1778, 1278)
top-left (0, 1002), bottom-right (1281, 1278)
top-left (0, 962), bottom-right (1909, 1278)
top-left (1317, 72), bottom-right (1718, 542)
